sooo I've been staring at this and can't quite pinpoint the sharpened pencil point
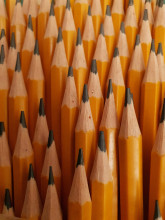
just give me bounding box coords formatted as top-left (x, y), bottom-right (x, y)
top-left (15, 52), bottom-right (21, 72)
top-left (28, 164), bottom-right (34, 180)
top-left (11, 32), bottom-right (16, 49)
top-left (98, 131), bottom-right (106, 152)
top-left (16, 0), bottom-right (20, 4)
top-left (48, 166), bottom-right (54, 185)
top-left (88, 5), bottom-right (91, 15)
top-left (157, 43), bottom-right (163, 55)
top-left (99, 23), bottom-right (104, 36)
top-left (0, 29), bottom-right (5, 40)
top-left (151, 39), bottom-right (155, 52)
top-left (20, 111), bottom-right (27, 128)
top-left (145, 0), bottom-right (151, 3)
top-left (48, 130), bottom-right (54, 148)
top-left (76, 148), bottom-right (84, 167)
top-left (91, 59), bottom-right (97, 74)
top-left (39, 98), bottom-right (45, 116)
top-left (34, 40), bottom-right (39, 55)
top-left (57, 27), bottom-right (62, 43)
top-left (68, 66), bottom-right (73, 77)
top-left (4, 189), bottom-right (12, 210)
top-left (28, 15), bottom-right (33, 31)
top-left (160, 99), bottom-right (165, 123)
top-left (50, 0), bottom-right (55, 16)
top-left (125, 88), bottom-right (132, 106)
top-left (106, 5), bottom-right (111, 16)
top-left (76, 28), bottom-right (82, 46)
top-left (143, 9), bottom-right (148, 20)
top-left (0, 122), bottom-right (5, 136)
top-left (128, 0), bottom-right (133, 6)
top-left (120, 22), bottom-right (125, 33)
top-left (66, 0), bottom-right (70, 10)
top-left (82, 84), bottom-right (89, 102)
top-left (135, 35), bottom-right (140, 46)
top-left (107, 79), bottom-right (113, 99)
top-left (0, 45), bottom-right (5, 64)
top-left (114, 47), bottom-right (119, 57)
top-left (154, 200), bottom-right (161, 219)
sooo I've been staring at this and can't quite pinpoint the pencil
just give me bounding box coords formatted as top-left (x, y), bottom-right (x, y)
top-left (0, 45), bottom-right (9, 135)
top-left (68, 148), bottom-right (92, 220)
top-left (0, 29), bottom-right (8, 60)
top-left (148, 100), bottom-right (165, 220)
top-left (33, 98), bottom-right (49, 193)
top-left (21, 15), bottom-right (35, 84)
top-left (106, 47), bottom-right (125, 123)
top-left (154, 0), bottom-right (160, 19)
top-left (0, 122), bottom-right (12, 213)
top-left (117, 22), bottom-right (130, 84)
top-left (124, 0), bottom-right (138, 56)
top-left (88, 59), bottom-right (104, 132)
top-left (139, 9), bottom-right (152, 68)
top-left (51, 27), bottom-right (68, 160)
top-left (90, 131), bottom-right (113, 220)
top-left (103, 5), bottom-right (115, 64)
top-left (152, 0), bottom-right (157, 12)
top-left (100, 79), bottom-right (119, 220)
top-left (127, 35), bottom-right (145, 121)
top-left (153, 200), bottom-right (162, 220)
top-left (2, 189), bottom-right (14, 216)
top-left (7, 32), bottom-right (17, 84)
top-left (61, 66), bottom-right (79, 218)
top-left (10, 0), bottom-right (26, 51)
top-left (140, 0), bottom-right (154, 30)
top-left (72, 28), bottom-right (87, 104)
top-left (21, 164), bottom-right (42, 220)
top-left (75, 84), bottom-right (95, 180)
top-left (126, 0), bottom-right (141, 22)
top-left (93, 23), bottom-right (109, 96)
top-left (157, 43), bottom-right (165, 107)
top-left (73, 0), bottom-right (88, 33)
top-left (82, 6), bottom-right (96, 69)
top-left (6, 0), bottom-right (15, 22)
top-left (28, 0), bottom-right (38, 38)
top-left (140, 39), bottom-right (161, 219)
top-left (43, 0), bottom-right (58, 129)
top-left (101, 0), bottom-right (111, 16)
top-left (13, 111), bottom-right (34, 217)
top-left (62, 0), bottom-right (76, 65)
top-left (37, 0), bottom-right (50, 61)
top-left (91, 0), bottom-right (103, 38)
top-left (8, 52), bottom-right (28, 154)
top-left (111, 0), bottom-right (124, 43)
top-left (41, 130), bottom-right (61, 203)
top-left (54, 0), bottom-right (66, 28)
top-left (27, 40), bottom-right (45, 140)
top-left (119, 88), bottom-right (143, 220)
top-left (22, 0), bottom-right (29, 23)
top-left (0, 0), bottom-right (9, 44)
top-left (41, 166), bottom-right (63, 220)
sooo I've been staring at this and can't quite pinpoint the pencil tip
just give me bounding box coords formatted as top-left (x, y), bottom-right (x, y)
top-left (99, 23), bottom-right (104, 36)
top-left (107, 79), bottom-right (113, 98)
top-left (88, 5), bottom-right (91, 15)
top-left (135, 34), bottom-right (140, 46)
top-left (28, 164), bottom-right (34, 180)
top-left (4, 189), bottom-right (12, 210)
top-left (128, 0), bottom-right (134, 6)
top-left (76, 148), bottom-right (84, 167)
top-left (68, 66), bottom-right (73, 77)
top-left (143, 9), bottom-right (148, 20)
top-left (20, 111), bottom-right (27, 128)
top-left (0, 122), bottom-right (5, 136)
top-left (0, 29), bottom-right (5, 40)
top-left (98, 131), bottom-right (106, 152)
top-left (11, 32), bottom-right (16, 49)
top-left (16, 0), bottom-right (20, 4)
top-left (48, 166), bottom-right (54, 185)
top-left (157, 42), bottom-right (163, 55)
top-left (50, 0), bottom-right (55, 16)
top-left (0, 45), bottom-right (5, 64)
top-left (120, 21), bottom-right (125, 33)
top-left (76, 28), bottom-right (82, 46)
top-left (151, 39), bottom-right (155, 52)
top-left (145, 0), bottom-right (151, 3)
top-left (15, 52), bottom-right (21, 72)
top-left (106, 5), bottom-right (111, 16)
top-left (28, 15), bottom-right (33, 31)
top-left (159, 0), bottom-right (163, 7)
top-left (154, 200), bottom-right (161, 219)
top-left (34, 40), bottom-right (39, 55)
top-left (160, 99), bottom-right (165, 123)
top-left (48, 130), bottom-right (54, 148)
top-left (125, 88), bottom-right (132, 106)
top-left (114, 47), bottom-right (119, 57)
top-left (82, 84), bottom-right (89, 103)
top-left (39, 98), bottom-right (45, 116)
top-left (91, 59), bottom-right (97, 74)
top-left (57, 27), bottom-right (63, 43)
top-left (66, 0), bottom-right (70, 10)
